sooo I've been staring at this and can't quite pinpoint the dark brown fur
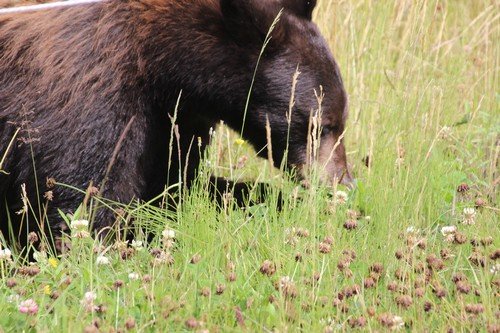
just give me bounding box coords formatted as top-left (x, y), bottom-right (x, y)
top-left (0, 0), bottom-right (351, 245)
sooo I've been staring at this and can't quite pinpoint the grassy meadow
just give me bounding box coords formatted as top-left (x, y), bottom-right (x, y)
top-left (0, 0), bottom-right (499, 331)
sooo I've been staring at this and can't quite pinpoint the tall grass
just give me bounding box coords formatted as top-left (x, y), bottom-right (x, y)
top-left (0, 0), bottom-right (498, 331)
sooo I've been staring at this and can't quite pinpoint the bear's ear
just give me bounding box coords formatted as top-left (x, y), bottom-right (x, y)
top-left (220, 0), bottom-right (285, 46)
top-left (283, 0), bottom-right (317, 20)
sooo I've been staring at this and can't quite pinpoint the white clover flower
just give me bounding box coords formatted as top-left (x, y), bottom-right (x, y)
top-left (406, 226), bottom-right (420, 234)
top-left (440, 225), bottom-right (457, 242)
top-left (334, 191), bottom-right (348, 205)
top-left (439, 126), bottom-right (452, 139)
top-left (81, 291), bottom-right (97, 312)
top-left (7, 294), bottom-right (20, 303)
top-left (284, 227), bottom-right (296, 236)
top-left (392, 315), bottom-right (404, 330)
top-left (96, 255), bottom-right (110, 265)
top-left (128, 272), bottom-right (140, 280)
top-left (32, 250), bottom-right (47, 264)
top-left (278, 276), bottom-right (292, 288)
top-left (162, 229), bottom-right (176, 240)
top-left (462, 207), bottom-right (476, 225)
top-left (84, 291), bottom-right (97, 302)
top-left (440, 226), bottom-right (457, 235)
top-left (0, 248), bottom-right (12, 261)
top-left (490, 264), bottom-right (499, 275)
top-left (70, 219), bottom-right (89, 230)
top-left (131, 240), bottom-right (144, 251)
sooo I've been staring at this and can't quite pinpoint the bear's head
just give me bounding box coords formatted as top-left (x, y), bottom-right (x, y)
top-left (220, 0), bottom-right (352, 186)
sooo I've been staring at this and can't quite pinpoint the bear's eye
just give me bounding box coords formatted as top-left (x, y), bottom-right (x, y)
top-left (321, 125), bottom-right (336, 136)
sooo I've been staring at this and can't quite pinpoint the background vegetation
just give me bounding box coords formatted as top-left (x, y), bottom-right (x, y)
top-left (0, 0), bottom-right (498, 331)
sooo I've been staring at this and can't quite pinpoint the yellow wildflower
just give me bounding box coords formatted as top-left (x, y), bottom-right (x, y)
top-left (48, 257), bottom-right (58, 268)
top-left (235, 138), bottom-right (246, 146)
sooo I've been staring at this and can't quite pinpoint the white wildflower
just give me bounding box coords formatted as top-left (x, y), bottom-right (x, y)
top-left (96, 255), bottom-right (110, 265)
top-left (113, 240), bottom-right (128, 251)
top-left (131, 240), bottom-right (144, 251)
top-left (439, 126), bottom-right (452, 140)
top-left (81, 291), bottom-right (97, 312)
top-left (462, 207), bottom-right (476, 225)
top-left (490, 264), bottom-right (499, 275)
top-left (70, 219), bottom-right (89, 230)
top-left (406, 226), bottom-right (420, 234)
top-left (392, 315), bottom-right (405, 330)
top-left (334, 190), bottom-right (348, 205)
top-left (162, 229), bottom-right (176, 249)
top-left (32, 250), bottom-right (47, 264)
top-left (285, 227), bottom-right (296, 236)
top-left (128, 272), bottom-right (140, 281)
top-left (278, 276), bottom-right (292, 287)
top-left (162, 229), bottom-right (175, 240)
top-left (0, 248), bottom-right (12, 261)
top-left (7, 294), bottom-right (20, 303)
top-left (84, 291), bottom-right (96, 302)
top-left (440, 225), bottom-right (457, 242)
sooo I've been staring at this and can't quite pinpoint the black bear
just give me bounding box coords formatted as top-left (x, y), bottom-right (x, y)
top-left (0, 0), bottom-right (352, 245)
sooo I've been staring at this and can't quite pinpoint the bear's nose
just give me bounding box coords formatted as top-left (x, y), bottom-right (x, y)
top-left (339, 169), bottom-right (355, 189)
